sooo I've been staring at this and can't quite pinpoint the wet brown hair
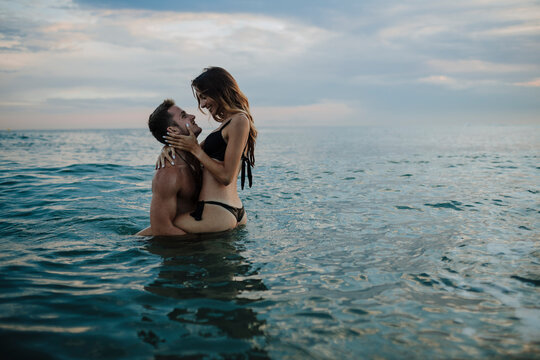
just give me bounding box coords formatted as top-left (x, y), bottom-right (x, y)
top-left (148, 98), bottom-right (175, 145)
top-left (191, 67), bottom-right (257, 166)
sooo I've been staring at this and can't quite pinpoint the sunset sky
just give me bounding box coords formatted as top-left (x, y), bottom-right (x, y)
top-left (0, 0), bottom-right (539, 129)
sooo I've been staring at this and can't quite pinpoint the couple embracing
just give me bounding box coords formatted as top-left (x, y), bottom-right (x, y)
top-left (137, 67), bottom-right (256, 236)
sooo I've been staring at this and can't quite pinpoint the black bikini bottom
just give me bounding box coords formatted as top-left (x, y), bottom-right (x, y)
top-left (190, 201), bottom-right (245, 223)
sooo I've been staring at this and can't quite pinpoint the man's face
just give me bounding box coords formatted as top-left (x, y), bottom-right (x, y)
top-left (167, 105), bottom-right (202, 136)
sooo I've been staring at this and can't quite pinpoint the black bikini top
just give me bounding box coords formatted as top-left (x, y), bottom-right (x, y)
top-left (203, 119), bottom-right (231, 161)
top-left (202, 119), bottom-right (253, 189)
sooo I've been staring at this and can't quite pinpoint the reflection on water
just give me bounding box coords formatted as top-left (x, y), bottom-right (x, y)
top-left (140, 231), bottom-right (269, 358)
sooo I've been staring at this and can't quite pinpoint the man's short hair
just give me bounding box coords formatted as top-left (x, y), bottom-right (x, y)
top-left (148, 99), bottom-right (176, 144)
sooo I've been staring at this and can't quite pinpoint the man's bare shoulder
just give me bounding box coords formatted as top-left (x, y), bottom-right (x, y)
top-left (152, 163), bottom-right (193, 192)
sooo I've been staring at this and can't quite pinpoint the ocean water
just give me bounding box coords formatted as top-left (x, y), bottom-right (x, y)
top-left (0, 125), bottom-right (539, 359)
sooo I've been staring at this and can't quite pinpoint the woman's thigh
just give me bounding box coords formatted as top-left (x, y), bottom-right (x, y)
top-left (173, 204), bottom-right (238, 233)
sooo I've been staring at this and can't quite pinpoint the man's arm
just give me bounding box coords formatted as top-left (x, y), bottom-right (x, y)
top-left (149, 167), bottom-right (187, 236)
top-left (136, 226), bottom-right (153, 236)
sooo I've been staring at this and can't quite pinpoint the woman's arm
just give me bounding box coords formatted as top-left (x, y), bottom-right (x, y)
top-left (165, 114), bottom-right (249, 186)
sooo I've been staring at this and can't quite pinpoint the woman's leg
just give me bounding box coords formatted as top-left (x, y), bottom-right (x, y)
top-left (173, 204), bottom-right (238, 234)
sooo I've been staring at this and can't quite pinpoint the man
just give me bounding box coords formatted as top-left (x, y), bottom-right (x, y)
top-left (137, 99), bottom-right (203, 236)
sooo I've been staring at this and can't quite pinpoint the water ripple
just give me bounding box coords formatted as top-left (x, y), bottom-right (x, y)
top-left (1, 127), bottom-right (539, 358)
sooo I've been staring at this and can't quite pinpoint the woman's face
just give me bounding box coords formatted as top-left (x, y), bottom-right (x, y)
top-left (196, 90), bottom-right (218, 117)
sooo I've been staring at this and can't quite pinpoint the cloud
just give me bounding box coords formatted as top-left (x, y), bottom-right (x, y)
top-left (426, 59), bottom-right (534, 73)
top-left (513, 78), bottom-right (540, 87)
top-left (477, 24), bottom-right (540, 37)
top-left (1, 0), bottom-right (539, 129)
top-left (417, 75), bottom-right (502, 90)
top-left (0, 2), bottom-right (333, 117)
top-left (418, 75), bottom-right (464, 89)
top-left (252, 101), bottom-right (359, 127)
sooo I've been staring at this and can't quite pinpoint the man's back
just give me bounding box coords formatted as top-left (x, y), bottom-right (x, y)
top-left (138, 153), bottom-right (200, 236)
top-left (152, 162), bottom-right (198, 215)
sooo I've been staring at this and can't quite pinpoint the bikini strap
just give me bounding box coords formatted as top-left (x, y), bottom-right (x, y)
top-left (241, 155), bottom-right (252, 190)
top-left (190, 201), bottom-right (204, 221)
top-left (219, 119), bottom-right (232, 132)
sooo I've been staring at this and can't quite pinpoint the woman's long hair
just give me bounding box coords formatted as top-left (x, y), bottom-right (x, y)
top-left (191, 67), bottom-right (257, 166)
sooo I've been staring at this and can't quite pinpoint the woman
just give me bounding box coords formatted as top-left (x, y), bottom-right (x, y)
top-left (161, 67), bottom-right (256, 233)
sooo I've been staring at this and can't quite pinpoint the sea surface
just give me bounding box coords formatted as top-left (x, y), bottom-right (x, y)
top-left (0, 125), bottom-right (539, 359)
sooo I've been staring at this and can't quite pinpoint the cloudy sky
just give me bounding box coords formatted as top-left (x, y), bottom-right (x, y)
top-left (0, 0), bottom-right (539, 129)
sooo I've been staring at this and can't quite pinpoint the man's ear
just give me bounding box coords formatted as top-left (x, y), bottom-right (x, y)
top-left (167, 126), bottom-right (180, 134)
